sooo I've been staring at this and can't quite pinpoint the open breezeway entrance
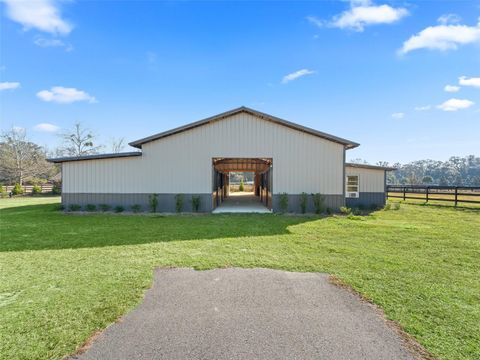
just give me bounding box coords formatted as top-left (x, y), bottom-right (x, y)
top-left (212, 158), bottom-right (272, 213)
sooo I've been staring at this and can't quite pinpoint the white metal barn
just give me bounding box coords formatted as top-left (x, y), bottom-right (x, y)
top-left (49, 107), bottom-right (394, 213)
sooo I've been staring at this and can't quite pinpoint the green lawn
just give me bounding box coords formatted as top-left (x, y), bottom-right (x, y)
top-left (0, 197), bottom-right (479, 360)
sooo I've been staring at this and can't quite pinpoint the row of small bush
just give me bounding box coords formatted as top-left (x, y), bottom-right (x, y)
top-left (66, 204), bottom-right (131, 213)
top-left (63, 194), bottom-right (202, 213)
top-left (0, 183), bottom-right (27, 196)
top-left (1, 182), bottom-right (61, 196)
top-left (278, 192), bottom-right (328, 214)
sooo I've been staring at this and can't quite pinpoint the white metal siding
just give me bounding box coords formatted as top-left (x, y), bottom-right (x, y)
top-left (345, 166), bottom-right (385, 193)
top-left (62, 157), bottom-right (143, 193)
top-left (63, 112), bottom-right (345, 195)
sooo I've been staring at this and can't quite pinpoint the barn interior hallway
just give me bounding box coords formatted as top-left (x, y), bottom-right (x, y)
top-left (212, 158), bottom-right (272, 213)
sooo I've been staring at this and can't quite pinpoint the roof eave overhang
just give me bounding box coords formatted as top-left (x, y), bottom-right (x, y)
top-left (345, 142), bottom-right (360, 150)
top-left (47, 152), bottom-right (142, 163)
top-left (345, 163), bottom-right (397, 171)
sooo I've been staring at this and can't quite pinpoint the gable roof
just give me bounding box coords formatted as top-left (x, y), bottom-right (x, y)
top-left (129, 106), bottom-right (360, 149)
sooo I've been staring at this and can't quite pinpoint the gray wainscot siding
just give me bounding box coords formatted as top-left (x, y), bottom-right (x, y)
top-left (345, 192), bottom-right (386, 208)
top-left (272, 194), bottom-right (345, 213)
top-left (345, 164), bottom-right (391, 208)
top-left (62, 193), bottom-right (213, 212)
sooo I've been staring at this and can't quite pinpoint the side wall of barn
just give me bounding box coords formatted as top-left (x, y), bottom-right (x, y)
top-left (344, 166), bottom-right (386, 208)
top-left (61, 112), bottom-right (347, 212)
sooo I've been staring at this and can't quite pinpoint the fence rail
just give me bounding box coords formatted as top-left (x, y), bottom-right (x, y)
top-left (1, 184), bottom-right (54, 194)
top-left (387, 185), bottom-right (480, 206)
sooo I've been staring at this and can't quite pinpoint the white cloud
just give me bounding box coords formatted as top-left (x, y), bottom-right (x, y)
top-left (391, 112), bottom-right (405, 119)
top-left (459, 76), bottom-right (480, 88)
top-left (306, 16), bottom-right (324, 28)
top-left (36, 87), bottom-right (97, 104)
top-left (3, 0), bottom-right (72, 35)
top-left (444, 84), bottom-right (460, 93)
top-left (0, 82), bottom-right (20, 91)
top-left (437, 98), bottom-right (474, 111)
top-left (414, 105), bottom-right (431, 111)
top-left (34, 36), bottom-right (73, 51)
top-left (282, 69), bottom-right (316, 83)
top-left (314, 0), bottom-right (408, 32)
top-left (399, 18), bottom-right (480, 54)
top-left (437, 14), bottom-right (462, 25)
top-left (34, 123), bottom-right (60, 133)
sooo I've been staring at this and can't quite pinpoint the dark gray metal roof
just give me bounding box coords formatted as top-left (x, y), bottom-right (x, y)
top-left (345, 163), bottom-right (396, 171)
top-left (47, 152), bottom-right (142, 163)
top-left (129, 106), bottom-right (360, 149)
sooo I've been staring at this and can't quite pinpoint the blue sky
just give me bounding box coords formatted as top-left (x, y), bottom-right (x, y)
top-left (1, 0), bottom-right (479, 163)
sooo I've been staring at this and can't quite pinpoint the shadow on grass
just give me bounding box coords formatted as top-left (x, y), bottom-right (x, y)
top-left (0, 203), bottom-right (320, 252)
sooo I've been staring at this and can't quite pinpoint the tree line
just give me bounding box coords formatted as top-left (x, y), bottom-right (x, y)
top-left (351, 156), bottom-right (480, 186)
top-left (0, 123), bottom-right (127, 186)
top-left (2, 123), bottom-right (479, 187)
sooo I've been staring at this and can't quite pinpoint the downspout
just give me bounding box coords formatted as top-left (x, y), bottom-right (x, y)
top-left (61, 164), bottom-right (64, 204)
top-left (342, 146), bottom-right (346, 207)
top-left (384, 170), bottom-right (387, 205)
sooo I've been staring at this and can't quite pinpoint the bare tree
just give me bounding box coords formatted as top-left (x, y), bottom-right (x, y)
top-left (376, 161), bottom-right (390, 167)
top-left (349, 158), bottom-right (369, 164)
top-left (109, 137), bottom-right (126, 153)
top-left (0, 128), bottom-right (55, 185)
top-left (60, 122), bottom-right (102, 156)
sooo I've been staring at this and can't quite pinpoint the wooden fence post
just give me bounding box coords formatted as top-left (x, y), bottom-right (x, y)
top-left (454, 187), bottom-right (458, 207)
top-left (403, 186), bottom-right (406, 201)
top-left (426, 186), bottom-right (429, 203)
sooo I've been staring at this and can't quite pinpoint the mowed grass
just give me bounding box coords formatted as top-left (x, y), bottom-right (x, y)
top-left (0, 197), bottom-right (479, 360)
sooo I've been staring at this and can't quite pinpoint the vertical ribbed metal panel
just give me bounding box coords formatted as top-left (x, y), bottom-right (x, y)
top-left (345, 166), bottom-right (385, 193)
top-left (63, 112), bottom-right (345, 195)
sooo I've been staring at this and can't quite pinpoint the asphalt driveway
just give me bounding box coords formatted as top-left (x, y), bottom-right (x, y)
top-left (74, 268), bottom-right (416, 360)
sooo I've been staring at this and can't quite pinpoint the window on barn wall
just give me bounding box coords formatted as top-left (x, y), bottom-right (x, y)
top-left (346, 176), bottom-right (359, 198)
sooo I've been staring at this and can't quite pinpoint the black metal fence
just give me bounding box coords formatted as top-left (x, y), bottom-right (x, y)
top-left (386, 185), bottom-right (480, 206)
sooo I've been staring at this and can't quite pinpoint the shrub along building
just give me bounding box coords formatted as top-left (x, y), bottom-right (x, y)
top-left (49, 107), bottom-right (394, 213)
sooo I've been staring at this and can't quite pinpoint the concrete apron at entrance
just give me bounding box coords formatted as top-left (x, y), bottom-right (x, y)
top-left (213, 192), bottom-right (271, 213)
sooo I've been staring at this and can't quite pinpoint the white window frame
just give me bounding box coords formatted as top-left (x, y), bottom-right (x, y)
top-left (346, 175), bottom-right (359, 198)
